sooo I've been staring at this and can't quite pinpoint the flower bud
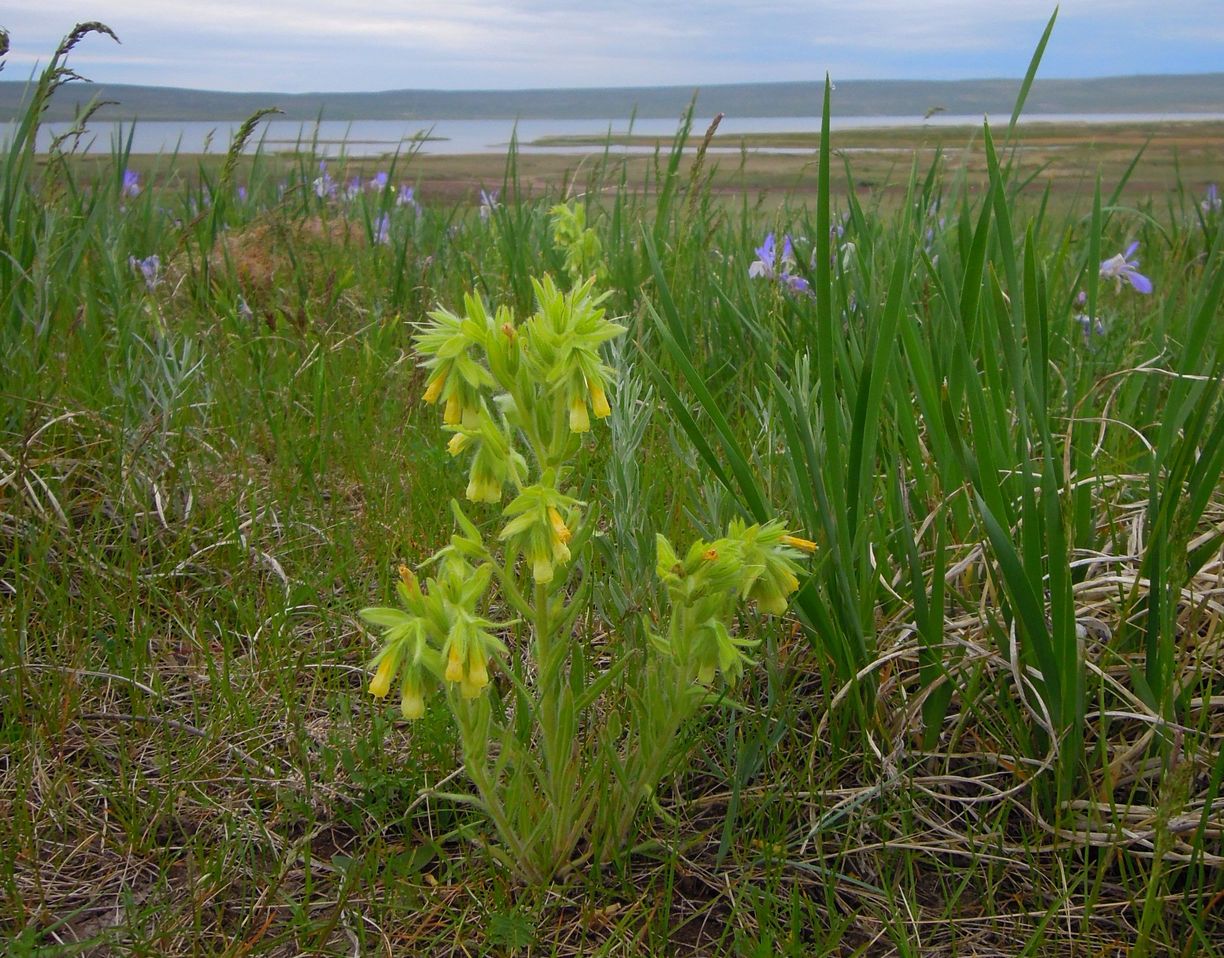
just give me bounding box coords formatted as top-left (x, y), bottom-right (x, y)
top-left (781, 534), bottom-right (817, 553)
top-left (447, 432), bottom-right (472, 456)
top-left (399, 564), bottom-right (420, 594)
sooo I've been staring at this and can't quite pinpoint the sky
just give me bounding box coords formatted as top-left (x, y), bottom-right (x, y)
top-left (2, 1), bottom-right (1222, 93)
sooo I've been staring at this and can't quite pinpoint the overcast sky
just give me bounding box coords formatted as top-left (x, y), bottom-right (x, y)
top-left (2, 2), bottom-right (1221, 92)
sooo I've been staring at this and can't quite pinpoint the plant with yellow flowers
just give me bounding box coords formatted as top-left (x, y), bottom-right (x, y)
top-left (358, 274), bottom-right (815, 882)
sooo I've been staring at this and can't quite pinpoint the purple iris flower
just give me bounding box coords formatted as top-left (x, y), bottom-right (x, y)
top-left (1100, 242), bottom-right (1152, 295)
top-left (749, 232), bottom-right (809, 293)
top-left (129, 254), bottom-right (161, 291)
top-left (236, 185), bottom-right (247, 202)
top-left (1074, 312), bottom-right (1106, 343)
top-left (345, 176), bottom-right (362, 201)
top-left (313, 161), bottom-right (336, 199)
top-left (1203, 184), bottom-right (1221, 214)
top-left (370, 171), bottom-right (389, 191)
top-left (479, 188), bottom-right (499, 220)
top-left (748, 233), bottom-right (780, 279)
top-left (121, 169), bottom-right (140, 198)
top-left (373, 213), bottom-right (391, 245)
top-left (397, 184), bottom-right (421, 212)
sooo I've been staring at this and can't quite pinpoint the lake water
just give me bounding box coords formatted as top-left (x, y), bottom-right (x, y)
top-left (12, 113), bottom-right (1224, 157)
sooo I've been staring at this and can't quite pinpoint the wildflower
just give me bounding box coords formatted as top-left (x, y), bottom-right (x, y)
top-left (479, 187), bottom-right (499, 220)
top-left (547, 507), bottom-right (571, 545)
top-left (370, 171), bottom-right (389, 191)
top-left (345, 176), bottom-right (362, 201)
top-left (368, 646), bottom-right (400, 697)
top-left (415, 296), bottom-right (497, 425)
top-left (1204, 184), bottom-right (1221, 214)
top-left (121, 169), bottom-right (140, 198)
top-left (589, 381), bottom-right (612, 419)
top-left (499, 480), bottom-right (580, 583)
top-left (400, 676), bottom-right (427, 719)
top-left (444, 408), bottom-right (527, 504)
top-left (397, 184), bottom-right (421, 212)
top-left (748, 232), bottom-right (809, 293)
top-left (129, 254), bottom-right (161, 291)
top-left (550, 201), bottom-right (607, 285)
top-left (731, 519), bottom-right (812, 616)
top-left (569, 393), bottom-right (590, 433)
top-left (360, 574), bottom-right (449, 719)
top-left (748, 233), bottom-right (781, 279)
top-left (781, 534), bottom-right (817, 553)
top-left (520, 276), bottom-right (624, 434)
top-left (236, 185), bottom-right (247, 203)
top-left (1100, 242), bottom-right (1152, 294)
top-left (1074, 312), bottom-right (1107, 343)
top-left (313, 160), bottom-right (336, 198)
top-left (441, 610), bottom-right (506, 699)
top-left (691, 619), bottom-right (756, 686)
top-left (373, 212), bottom-right (391, 246)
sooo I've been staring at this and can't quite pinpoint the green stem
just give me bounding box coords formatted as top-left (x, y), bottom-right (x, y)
top-left (454, 696), bottom-right (537, 878)
top-left (534, 580), bottom-right (563, 782)
top-left (613, 654), bottom-right (697, 846)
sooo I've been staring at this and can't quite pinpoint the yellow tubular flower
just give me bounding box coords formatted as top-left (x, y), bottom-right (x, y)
top-left (369, 655), bottom-right (397, 698)
top-left (444, 393), bottom-right (462, 425)
top-left (422, 375), bottom-right (444, 404)
top-left (468, 650), bottom-right (489, 689)
top-left (589, 381), bottom-right (612, 419)
top-left (401, 683), bottom-right (425, 720)
top-left (445, 646), bottom-right (464, 683)
top-left (548, 507), bottom-right (571, 545)
top-left (569, 395), bottom-right (590, 433)
top-left (466, 473), bottom-right (502, 504)
top-left (756, 590), bottom-right (789, 616)
top-left (533, 554), bottom-right (554, 583)
top-left (781, 534), bottom-right (817, 553)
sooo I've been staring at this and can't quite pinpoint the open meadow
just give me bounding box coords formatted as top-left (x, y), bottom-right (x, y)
top-left (5, 30), bottom-right (1224, 958)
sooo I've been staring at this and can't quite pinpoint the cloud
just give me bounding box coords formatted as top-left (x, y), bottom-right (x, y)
top-left (3, 1), bottom-right (1221, 91)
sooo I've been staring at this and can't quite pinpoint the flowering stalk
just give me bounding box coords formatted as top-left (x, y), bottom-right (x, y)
top-left (358, 275), bottom-right (814, 880)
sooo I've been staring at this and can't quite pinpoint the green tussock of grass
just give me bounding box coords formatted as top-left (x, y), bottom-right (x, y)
top-left (3, 18), bottom-right (1224, 956)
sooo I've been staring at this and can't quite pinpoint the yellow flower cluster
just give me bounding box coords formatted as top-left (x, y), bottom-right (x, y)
top-left (652, 520), bottom-right (816, 685)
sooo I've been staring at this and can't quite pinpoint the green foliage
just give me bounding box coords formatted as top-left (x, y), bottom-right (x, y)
top-left (359, 276), bottom-right (811, 881)
top-left (3, 16), bottom-right (1224, 954)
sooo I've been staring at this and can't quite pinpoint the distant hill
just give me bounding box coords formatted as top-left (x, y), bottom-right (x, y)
top-left (2, 74), bottom-right (1223, 123)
